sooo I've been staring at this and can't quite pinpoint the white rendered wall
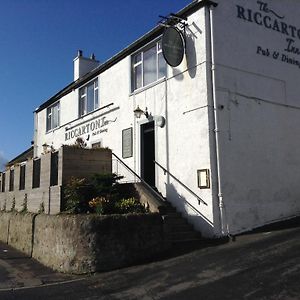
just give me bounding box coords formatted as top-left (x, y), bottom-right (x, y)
top-left (35, 8), bottom-right (220, 237)
top-left (212, 0), bottom-right (300, 234)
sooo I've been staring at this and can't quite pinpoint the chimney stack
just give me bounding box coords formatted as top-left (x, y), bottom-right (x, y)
top-left (73, 50), bottom-right (100, 81)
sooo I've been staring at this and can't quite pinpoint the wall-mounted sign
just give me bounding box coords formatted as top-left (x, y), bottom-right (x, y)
top-left (65, 116), bottom-right (117, 141)
top-left (197, 169), bottom-right (210, 189)
top-left (236, 1), bottom-right (300, 71)
top-left (122, 127), bottom-right (133, 159)
top-left (162, 27), bottom-right (185, 67)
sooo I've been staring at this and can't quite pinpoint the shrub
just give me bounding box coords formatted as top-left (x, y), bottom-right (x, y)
top-left (63, 173), bottom-right (146, 215)
top-left (114, 197), bottom-right (147, 214)
top-left (63, 177), bottom-right (94, 214)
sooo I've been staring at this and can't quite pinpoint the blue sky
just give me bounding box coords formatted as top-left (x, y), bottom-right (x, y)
top-left (0, 0), bottom-right (191, 166)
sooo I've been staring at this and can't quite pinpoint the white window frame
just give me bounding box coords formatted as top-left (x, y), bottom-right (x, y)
top-left (79, 79), bottom-right (99, 117)
top-left (132, 39), bottom-right (166, 92)
top-left (46, 101), bottom-right (60, 132)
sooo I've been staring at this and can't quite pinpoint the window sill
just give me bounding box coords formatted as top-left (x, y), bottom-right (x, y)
top-left (130, 77), bottom-right (166, 96)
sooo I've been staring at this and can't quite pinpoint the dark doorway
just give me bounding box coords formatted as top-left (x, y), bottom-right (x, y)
top-left (141, 121), bottom-right (155, 187)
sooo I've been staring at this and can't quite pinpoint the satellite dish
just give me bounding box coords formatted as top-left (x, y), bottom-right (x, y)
top-left (162, 27), bottom-right (185, 67)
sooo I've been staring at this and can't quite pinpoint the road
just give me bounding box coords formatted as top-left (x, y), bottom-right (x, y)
top-left (0, 222), bottom-right (299, 299)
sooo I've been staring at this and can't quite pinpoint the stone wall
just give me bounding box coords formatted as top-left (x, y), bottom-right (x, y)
top-left (0, 147), bottom-right (112, 215)
top-left (0, 212), bottom-right (36, 256)
top-left (0, 212), bottom-right (169, 274)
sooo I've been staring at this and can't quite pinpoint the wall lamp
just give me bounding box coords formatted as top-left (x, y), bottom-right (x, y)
top-left (133, 105), bottom-right (149, 119)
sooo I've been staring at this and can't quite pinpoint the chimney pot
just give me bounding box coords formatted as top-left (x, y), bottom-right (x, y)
top-left (78, 50), bottom-right (83, 57)
top-left (90, 53), bottom-right (95, 60)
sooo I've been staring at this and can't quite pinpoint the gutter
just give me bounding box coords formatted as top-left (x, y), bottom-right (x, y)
top-left (207, 3), bottom-right (230, 236)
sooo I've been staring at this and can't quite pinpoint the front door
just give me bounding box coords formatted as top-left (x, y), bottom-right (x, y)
top-left (141, 121), bottom-right (155, 187)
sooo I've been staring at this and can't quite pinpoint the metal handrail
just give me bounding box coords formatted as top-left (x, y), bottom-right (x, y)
top-left (154, 160), bottom-right (208, 206)
top-left (112, 152), bottom-right (166, 204)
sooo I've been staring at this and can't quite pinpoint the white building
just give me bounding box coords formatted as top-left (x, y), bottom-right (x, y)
top-left (32, 0), bottom-right (300, 238)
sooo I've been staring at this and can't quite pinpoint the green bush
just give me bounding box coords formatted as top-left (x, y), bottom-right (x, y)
top-left (63, 173), bottom-right (146, 215)
top-left (63, 177), bottom-right (94, 213)
top-left (114, 197), bottom-right (147, 214)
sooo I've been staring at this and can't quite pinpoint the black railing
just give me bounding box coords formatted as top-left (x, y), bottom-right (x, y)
top-left (112, 152), bottom-right (166, 204)
top-left (154, 160), bottom-right (208, 206)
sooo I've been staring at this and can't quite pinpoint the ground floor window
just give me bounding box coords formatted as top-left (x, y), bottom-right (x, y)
top-left (19, 164), bottom-right (26, 190)
top-left (9, 169), bottom-right (14, 192)
top-left (32, 159), bottom-right (41, 188)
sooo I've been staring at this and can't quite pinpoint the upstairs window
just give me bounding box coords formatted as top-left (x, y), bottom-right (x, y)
top-left (79, 79), bottom-right (99, 117)
top-left (132, 40), bottom-right (166, 91)
top-left (46, 102), bottom-right (60, 132)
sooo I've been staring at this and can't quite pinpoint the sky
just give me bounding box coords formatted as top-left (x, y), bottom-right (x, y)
top-left (0, 0), bottom-right (192, 165)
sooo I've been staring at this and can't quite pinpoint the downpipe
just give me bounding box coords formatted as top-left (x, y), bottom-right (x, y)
top-left (208, 5), bottom-right (230, 237)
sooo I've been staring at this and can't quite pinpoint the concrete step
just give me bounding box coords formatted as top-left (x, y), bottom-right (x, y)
top-left (162, 212), bottom-right (182, 219)
top-left (164, 222), bottom-right (193, 233)
top-left (167, 230), bottom-right (202, 241)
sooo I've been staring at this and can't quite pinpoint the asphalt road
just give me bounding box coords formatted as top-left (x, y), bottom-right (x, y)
top-left (0, 223), bottom-right (299, 300)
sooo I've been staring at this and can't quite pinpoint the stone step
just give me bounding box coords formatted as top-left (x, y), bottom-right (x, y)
top-left (162, 212), bottom-right (182, 219)
top-left (167, 230), bottom-right (202, 241)
top-left (164, 222), bottom-right (193, 233)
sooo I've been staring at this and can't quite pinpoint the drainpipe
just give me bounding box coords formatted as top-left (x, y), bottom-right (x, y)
top-left (207, 4), bottom-right (229, 236)
top-left (33, 111), bottom-right (38, 157)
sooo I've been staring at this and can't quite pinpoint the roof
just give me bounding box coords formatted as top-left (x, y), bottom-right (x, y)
top-left (6, 146), bottom-right (34, 167)
top-left (35, 0), bottom-right (217, 113)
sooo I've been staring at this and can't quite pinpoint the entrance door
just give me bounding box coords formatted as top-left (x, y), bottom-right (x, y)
top-left (141, 121), bottom-right (155, 187)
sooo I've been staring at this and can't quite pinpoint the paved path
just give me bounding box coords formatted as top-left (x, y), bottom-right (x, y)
top-left (0, 223), bottom-right (299, 299)
top-left (0, 243), bottom-right (78, 290)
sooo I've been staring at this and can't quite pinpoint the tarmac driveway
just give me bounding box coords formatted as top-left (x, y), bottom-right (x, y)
top-left (0, 222), bottom-right (299, 299)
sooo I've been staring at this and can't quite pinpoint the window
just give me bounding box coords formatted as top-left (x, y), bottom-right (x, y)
top-left (50, 152), bottom-right (59, 186)
top-left (46, 102), bottom-right (60, 132)
top-left (32, 159), bottom-right (41, 189)
top-left (132, 40), bottom-right (166, 91)
top-left (1, 173), bottom-right (5, 192)
top-left (79, 79), bottom-right (99, 117)
top-left (19, 164), bottom-right (26, 190)
top-left (9, 169), bottom-right (14, 192)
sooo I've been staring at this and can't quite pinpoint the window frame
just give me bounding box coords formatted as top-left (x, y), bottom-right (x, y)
top-left (79, 78), bottom-right (99, 117)
top-left (9, 168), bottom-right (14, 192)
top-left (19, 163), bottom-right (26, 191)
top-left (131, 38), bottom-right (167, 92)
top-left (46, 101), bottom-right (60, 132)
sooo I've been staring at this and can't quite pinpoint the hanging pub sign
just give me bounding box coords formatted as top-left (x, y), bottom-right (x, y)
top-left (162, 26), bottom-right (185, 67)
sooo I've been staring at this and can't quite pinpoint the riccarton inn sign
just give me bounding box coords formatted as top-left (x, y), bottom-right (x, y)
top-left (237, 1), bottom-right (300, 69)
top-left (65, 116), bottom-right (117, 141)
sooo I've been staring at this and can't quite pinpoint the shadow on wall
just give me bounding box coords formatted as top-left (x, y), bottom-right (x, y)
top-left (165, 183), bottom-right (215, 236)
top-left (185, 30), bottom-right (197, 79)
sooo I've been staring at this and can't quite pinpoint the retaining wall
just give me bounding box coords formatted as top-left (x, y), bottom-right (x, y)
top-left (0, 212), bottom-right (169, 274)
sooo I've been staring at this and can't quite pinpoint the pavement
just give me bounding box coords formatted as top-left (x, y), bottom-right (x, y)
top-left (0, 220), bottom-right (299, 300)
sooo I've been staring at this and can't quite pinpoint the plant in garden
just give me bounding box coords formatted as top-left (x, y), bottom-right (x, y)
top-left (63, 177), bottom-right (94, 213)
top-left (89, 196), bottom-right (109, 214)
top-left (114, 197), bottom-right (147, 214)
top-left (63, 173), bottom-right (146, 215)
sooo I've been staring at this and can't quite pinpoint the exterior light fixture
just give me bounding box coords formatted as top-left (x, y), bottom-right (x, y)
top-left (133, 105), bottom-right (149, 119)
